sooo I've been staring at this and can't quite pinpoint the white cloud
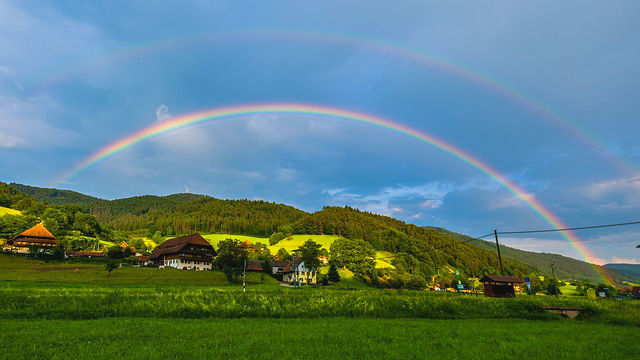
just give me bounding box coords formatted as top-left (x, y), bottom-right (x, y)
top-left (156, 104), bottom-right (171, 122)
top-left (323, 188), bottom-right (347, 196)
top-left (326, 182), bottom-right (454, 217)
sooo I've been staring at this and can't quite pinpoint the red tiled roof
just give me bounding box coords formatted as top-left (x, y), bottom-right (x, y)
top-left (149, 234), bottom-right (215, 260)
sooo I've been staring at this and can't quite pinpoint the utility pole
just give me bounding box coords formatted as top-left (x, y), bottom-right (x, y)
top-left (243, 258), bottom-right (246, 293)
top-left (493, 230), bottom-right (504, 274)
top-left (550, 262), bottom-right (558, 298)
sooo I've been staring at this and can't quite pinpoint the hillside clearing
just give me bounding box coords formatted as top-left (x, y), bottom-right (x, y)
top-left (0, 206), bottom-right (20, 216)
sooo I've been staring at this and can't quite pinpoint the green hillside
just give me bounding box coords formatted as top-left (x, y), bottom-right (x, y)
top-left (10, 183), bottom-right (103, 205)
top-left (429, 227), bottom-right (638, 284)
top-left (604, 263), bottom-right (640, 279)
top-left (10, 183), bottom-right (308, 237)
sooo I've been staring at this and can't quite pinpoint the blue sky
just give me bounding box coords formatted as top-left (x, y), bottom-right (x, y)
top-left (1, 1), bottom-right (640, 264)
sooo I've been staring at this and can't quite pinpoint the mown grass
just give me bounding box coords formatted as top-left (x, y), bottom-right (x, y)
top-left (0, 318), bottom-right (638, 359)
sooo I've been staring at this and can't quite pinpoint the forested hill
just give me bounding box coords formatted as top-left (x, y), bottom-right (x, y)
top-left (428, 227), bottom-right (638, 285)
top-left (10, 183), bottom-right (103, 205)
top-left (8, 183), bottom-right (307, 237)
top-left (603, 264), bottom-right (640, 279)
top-left (293, 206), bottom-right (530, 278)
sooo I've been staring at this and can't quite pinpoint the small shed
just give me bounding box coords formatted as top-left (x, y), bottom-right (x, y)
top-left (479, 274), bottom-right (523, 298)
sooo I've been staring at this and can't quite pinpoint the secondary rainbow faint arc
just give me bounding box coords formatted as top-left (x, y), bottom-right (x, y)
top-left (35, 30), bottom-right (639, 176)
top-left (52, 103), bottom-right (611, 281)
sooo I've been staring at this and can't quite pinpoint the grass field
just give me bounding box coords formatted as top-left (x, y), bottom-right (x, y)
top-left (0, 254), bottom-right (277, 286)
top-left (1, 254), bottom-right (639, 359)
top-left (1, 318), bottom-right (638, 359)
top-left (0, 206), bottom-right (20, 216)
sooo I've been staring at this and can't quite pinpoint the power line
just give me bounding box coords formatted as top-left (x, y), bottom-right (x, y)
top-left (375, 219), bottom-right (640, 261)
top-left (497, 220), bottom-right (640, 235)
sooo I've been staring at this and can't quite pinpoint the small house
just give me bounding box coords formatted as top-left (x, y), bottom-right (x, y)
top-left (479, 274), bottom-right (523, 298)
top-left (270, 260), bottom-right (287, 274)
top-left (282, 258), bottom-right (317, 285)
top-left (4, 223), bottom-right (58, 254)
top-left (149, 234), bottom-right (216, 271)
top-left (246, 260), bottom-right (264, 272)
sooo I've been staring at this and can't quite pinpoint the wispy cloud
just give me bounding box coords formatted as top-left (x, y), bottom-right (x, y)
top-left (156, 104), bottom-right (171, 122)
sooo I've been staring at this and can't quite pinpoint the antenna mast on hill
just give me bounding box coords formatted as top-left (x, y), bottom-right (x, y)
top-left (184, 185), bottom-right (190, 193)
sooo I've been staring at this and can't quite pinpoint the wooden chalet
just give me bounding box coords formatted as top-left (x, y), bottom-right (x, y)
top-left (246, 260), bottom-right (264, 272)
top-left (480, 274), bottom-right (523, 298)
top-left (4, 223), bottom-right (58, 254)
top-left (149, 234), bottom-right (216, 271)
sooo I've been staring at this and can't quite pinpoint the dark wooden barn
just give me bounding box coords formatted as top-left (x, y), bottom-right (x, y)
top-left (480, 274), bottom-right (524, 298)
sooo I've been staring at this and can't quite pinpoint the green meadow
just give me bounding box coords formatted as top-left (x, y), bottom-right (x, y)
top-left (1, 318), bottom-right (638, 360)
top-left (1, 254), bottom-right (639, 359)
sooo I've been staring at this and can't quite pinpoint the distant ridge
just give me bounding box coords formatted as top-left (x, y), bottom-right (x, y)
top-left (428, 227), bottom-right (639, 285)
top-left (603, 263), bottom-right (640, 279)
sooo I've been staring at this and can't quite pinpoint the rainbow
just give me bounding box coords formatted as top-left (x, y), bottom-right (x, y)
top-left (52, 102), bottom-right (612, 283)
top-left (34, 31), bottom-right (639, 176)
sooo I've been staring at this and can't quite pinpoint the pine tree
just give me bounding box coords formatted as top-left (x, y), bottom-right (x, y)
top-left (328, 262), bottom-right (341, 283)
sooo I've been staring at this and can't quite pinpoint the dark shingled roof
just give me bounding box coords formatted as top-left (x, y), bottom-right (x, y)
top-left (149, 234), bottom-right (215, 260)
top-left (479, 274), bottom-right (524, 284)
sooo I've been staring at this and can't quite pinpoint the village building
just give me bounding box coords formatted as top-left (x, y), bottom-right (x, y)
top-left (3, 223), bottom-right (59, 254)
top-left (270, 260), bottom-right (287, 274)
top-left (282, 258), bottom-right (317, 285)
top-left (149, 234), bottom-right (216, 271)
top-left (246, 260), bottom-right (264, 272)
top-left (632, 287), bottom-right (640, 300)
top-left (479, 274), bottom-right (523, 298)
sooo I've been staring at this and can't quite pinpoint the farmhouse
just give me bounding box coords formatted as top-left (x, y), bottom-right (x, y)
top-left (283, 258), bottom-right (317, 285)
top-left (3, 223), bottom-right (59, 254)
top-left (149, 234), bottom-right (216, 271)
top-left (480, 274), bottom-right (523, 298)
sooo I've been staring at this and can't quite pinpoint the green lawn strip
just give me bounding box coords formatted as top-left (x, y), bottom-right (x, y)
top-left (1, 283), bottom-right (639, 325)
top-left (0, 318), bottom-right (637, 359)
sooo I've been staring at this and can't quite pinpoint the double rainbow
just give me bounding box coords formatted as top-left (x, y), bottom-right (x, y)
top-left (52, 103), bottom-right (611, 283)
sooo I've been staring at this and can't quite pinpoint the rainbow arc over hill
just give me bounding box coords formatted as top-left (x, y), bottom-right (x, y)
top-left (52, 103), bottom-right (611, 283)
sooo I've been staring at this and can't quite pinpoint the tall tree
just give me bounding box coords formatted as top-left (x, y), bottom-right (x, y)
top-left (215, 239), bottom-right (248, 283)
top-left (327, 262), bottom-right (341, 283)
top-left (329, 238), bottom-right (376, 276)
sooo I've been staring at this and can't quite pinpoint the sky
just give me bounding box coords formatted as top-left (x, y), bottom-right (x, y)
top-left (1, 1), bottom-right (639, 265)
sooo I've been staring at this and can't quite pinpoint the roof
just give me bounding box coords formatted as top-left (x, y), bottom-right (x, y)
top-left (15, 223), bottom-right (56, 240)
top-left (479, 274), bottom-right (524, 284)
top-left (149, 234), bottom-right (215, 260)
top-left (247, 260), bottom-right (264, 271)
